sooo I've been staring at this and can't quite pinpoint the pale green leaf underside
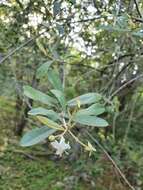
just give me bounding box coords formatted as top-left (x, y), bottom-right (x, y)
top-left (67, 93), bottom-right (102, 107)
top-left (37, 116), bottom-right (63, 130)
top-left (73, 115), bottom-right (108, 127)
top-left (76, 103), bottom-right (105, 116)
top-left (28, 107), bottom-right (60, 121)
top-left (23, 85), bottom-right (56, 106)
top-left (20, 126), bottom-right (56, 147)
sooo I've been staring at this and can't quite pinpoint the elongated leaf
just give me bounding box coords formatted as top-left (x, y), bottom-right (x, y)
top-left (36, 39), bottom-right (47, 56)
top-left (53, 1), bottom-right (61, 16)
top-left (56, 24), bottom-right (64, 35)
top-left (67, 93), bottom-right (102, 107)
top-left (24, 85), bottom-right (56, 106)
top-left (37, 61), bottom-right (53, 78)
top-left (73, 115), bottom-right (108, 127)
top-left (86, 103), bottom-right (105, 115)
top-left (97, 25), bottom-right (130, 33)
top-left (76, 103), bottom-right (105, 116)
top-left (51, 89), bottom-right (66, 111)
top-left (132, 31), bottom-right (143, 37)
top-left (28, 107), bottom-right (60, 121)
top-left (48, 69), bottom-right (63, 91)
top-left (20, 126), bottom-right (56, 147)
top-left (37, 116), bottom-right (63, 130)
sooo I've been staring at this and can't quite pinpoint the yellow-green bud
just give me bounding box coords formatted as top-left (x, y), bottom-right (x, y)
top-left (49, 135), bottom-right (55, 141)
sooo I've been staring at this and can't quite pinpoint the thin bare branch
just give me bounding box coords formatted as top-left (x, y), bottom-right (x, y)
top-left (134, 0), bottom-right (142, 18)
top-left (86, 131), bottom-right (136, 190)
top-left (110, 74), bottom-right (143, 99)
top-left (0, 31), bottom-right (46, 65)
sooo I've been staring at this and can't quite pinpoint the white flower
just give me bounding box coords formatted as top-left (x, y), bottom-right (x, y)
top-left (51, 136), bottom-right (71, 157)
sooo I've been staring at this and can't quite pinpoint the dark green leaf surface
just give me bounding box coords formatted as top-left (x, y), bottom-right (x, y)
top-left (36, 61), bottom-right (53, 78)
top-left (51, 89), bottom-right (66, 111)
top-left (48, 69), bottom-right (63, 91)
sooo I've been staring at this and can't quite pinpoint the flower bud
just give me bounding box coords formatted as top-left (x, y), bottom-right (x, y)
top-left (49, 135), bottom-right (55, 141)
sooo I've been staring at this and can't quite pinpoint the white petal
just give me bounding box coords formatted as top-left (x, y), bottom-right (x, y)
top-left (51, 136), bottom-right (71, 156)
top-left (59, 136), bottom-right (65, 144)
top-left (55, 149), bottom-right (64, 156)
top-left (51, 140), bottom-right (59, 149)
top-left (64, 143), bottom-right (71, 150)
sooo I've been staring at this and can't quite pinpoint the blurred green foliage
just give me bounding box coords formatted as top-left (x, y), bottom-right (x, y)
top-left (1, 0), bottom-right (143, 189)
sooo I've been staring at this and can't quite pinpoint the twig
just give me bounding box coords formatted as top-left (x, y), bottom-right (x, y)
top-left (0, 38), bottom-right (33, 64)
top-left (132, 17), bottom-right (143, 23)
top-left (106, 54), bottom-right (134, 67)
top-left (86, 131), bottom-right (135, 190)
top-left (56, 16), bottom-right (102, 24)
top-left (8, 149), bottom-right (53, 160)
top-left (133, 0), bottom-right (142, 18)
top-left (68, 130), bottom-right (87, 148)
top-left (112, 112), bottom-right (119, 141)
top-left (12, 150), bottom-right (39, 160)
top-left (0, 30), bottom-right (46, 65)
top-left (123, 93), bottom-right (139, 144)
top-left (110, 74), bottom-right (143, 99)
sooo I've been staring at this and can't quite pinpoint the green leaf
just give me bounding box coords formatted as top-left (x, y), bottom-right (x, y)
top-left (28, 107), bottom-right (60, 121)
top-left (67, 93), bottom-right (102, 107)
top-left (20, 126), bottom-right (56, 147)
top-left (97, 25), bottom-right (130, 33)
top-left (51, 89), bottom-right (66, 111)
top-left (37, 61), bottom-right (53, 78)
top-left (132, 31), bottom-right (143, 37)
top-left (37, 116), bottom-right (63, 130)
top-left (53, 1), bottom-right (61, 16)
top-left (48, 69), bottom-right (63, 91)
top-left (56, 24), bottom-right (64, 35)
top-left (23, 85), bottom-right (56, 106)
top-left (73, 115), bottom-right (108, 127)
top-left (76, 103), bottom-right (105, 116)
